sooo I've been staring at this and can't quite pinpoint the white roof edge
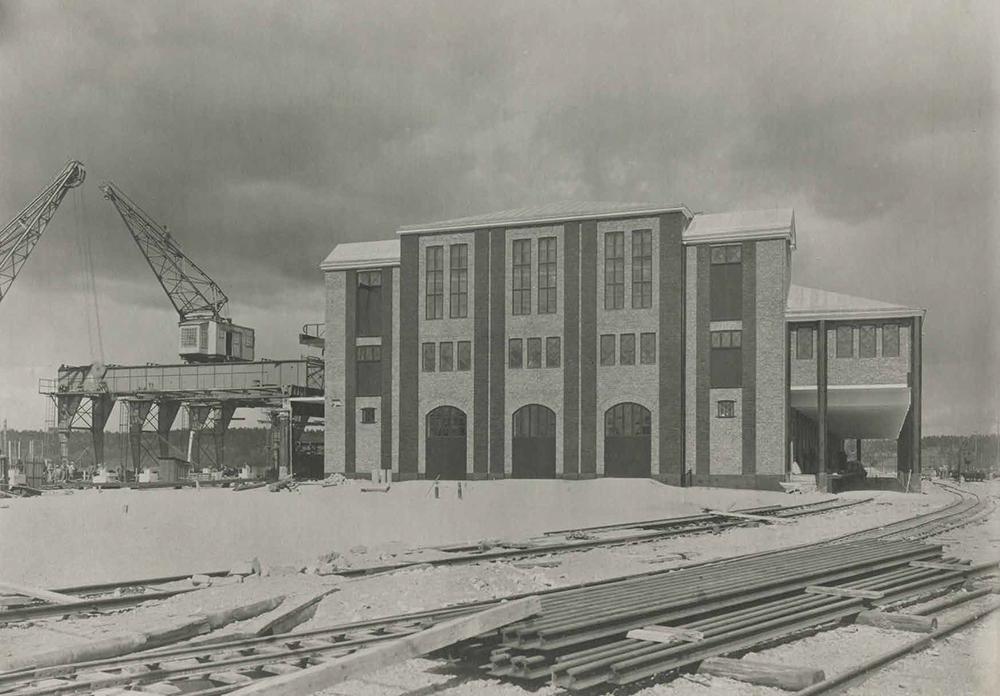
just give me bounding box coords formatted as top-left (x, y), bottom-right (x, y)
top-left (320, 257), bottom-right (400, 271)
top-left (396, 205), bottom-right (693, 235)
top-left (785, 307), bottom-right (926, 321)
top-left (683, 226), bottom-right (796, 247)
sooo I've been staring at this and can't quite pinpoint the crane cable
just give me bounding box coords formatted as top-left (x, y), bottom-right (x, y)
top-left (73, 185), bottom-right (105, 367)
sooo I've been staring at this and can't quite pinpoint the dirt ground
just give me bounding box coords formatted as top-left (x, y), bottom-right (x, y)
top-left (0, 478), bottom-right (996, 694)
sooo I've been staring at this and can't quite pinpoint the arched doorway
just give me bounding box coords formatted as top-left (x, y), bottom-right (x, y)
top-left (425, 406), bottom-right (467, 480)
top-left (512, 404), bottom-right (557, 478)
top-left (604, 402), bottom-right (652, 477)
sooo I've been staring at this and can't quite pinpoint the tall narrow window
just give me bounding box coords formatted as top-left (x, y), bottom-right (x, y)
top-left (457, 341), bottom-right (471, 371)
top-left (356, 270), bottom-right (383, 337)
top-left (538, 237), bottom-right (557, 314)
top-left (527, 337), bottom-right (542, 368)
top-left (546, 337), bottom-right (561, 368)
top-left (710, 244), bottom-right (742, 320)
top-left (640, 332), bottom-right (656, 365)
top-left (356, 345), bottom-right (382, 396)
top-left (632, 229), bottom-right (652, 308)
top-left (604, 232), bottom-right (624, 309)
top-left (600, 334), bottom-right (616, 366)
top-left (512, 239), bottom-right (531, 315)
top-left (859, 325), bottom-right (876, 358)
top-left (796, 327), bottom-right (814, 360)
top-left (710, 330), bottom-right (742, 388)
top-left (836, 326), bottom-right (853, 358)
top-left (439, 342), bottom-right (454, 372)
top-left (620, 333), bottom-right (636, 365)
top-left (509, 338), bottom-right (523, 368)
top-left (449, 244), bottom-right (468, 318)
top-left (421, 342), bottom-right (436, 372)
top-left (882, 324), bottom-right (900, 357)
top-left (425, 246), bottom-right (443, 320)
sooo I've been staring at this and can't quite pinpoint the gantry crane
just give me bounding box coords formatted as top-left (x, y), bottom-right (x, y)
top-left (99, 182), bottom-right (255, 363)
top-left (0, 161), bottom-right (86, 306)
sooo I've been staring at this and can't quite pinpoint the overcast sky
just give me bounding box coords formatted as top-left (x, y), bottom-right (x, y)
top-left (0, 0), bottom-right (997, 435)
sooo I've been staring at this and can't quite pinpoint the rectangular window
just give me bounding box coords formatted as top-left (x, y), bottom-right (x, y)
top-left (796, 327), bottom-right (814, 360)
top-left (710, 330), bottom-right (742, 388)
top-left (361, 407), bottom-right (376, 424)
top-left (425, 247), bottom-right (443, 320)
top-left (538, 237), bottom-right (557, 314)
top-left (717, 400), bottom-right (735, 418)
top-left (512, 239), bottom-right (532, 315)
top-left (600, 334), bottom-right (616, 366)
top-left (181, 326), bottom-right (198, 347)
top-left (710, 244), bottom-right (743, 321)
top-left (457, 341), bottom-right (471, 371)
top-left (882, 324), bottom-right (900, 357)
top-left (357, 345), bottom-right (382, 396)
top-left (448, 244), bottom-right (468, 318)
top-left (859, 325), bottom-right (876, 358)
top-left (836, 326), bottom-right (853, 358)
top-left (421, 342), bottom-right (436, 372)
top-left (604, 232), bottom-right (625, 309)
top-left (632, 229), bottom-right (652, 308)
top-left (439, 341), bottom-right (454, 372)
top-left (509, 338), bottom-right (523, 369)
top-left (640, 332), bottom-right (656, 364)
top-left (526, 337), bottom-right (542, 368)
top-left (546, 336), bottom-right (561, 368)
top-left (356, 270), bottom-right (383, 337)
top-left (620, 333), bottom-right (636, 365)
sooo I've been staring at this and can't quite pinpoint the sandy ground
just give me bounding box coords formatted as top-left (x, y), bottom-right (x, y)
top-left (0, 478), bottom-right (994, 694)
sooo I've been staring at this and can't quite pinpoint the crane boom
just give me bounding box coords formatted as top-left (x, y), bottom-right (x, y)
top-left (0, 161), bottom-right (86, 305)
top-left (99, 182), bottom-right (229, 322)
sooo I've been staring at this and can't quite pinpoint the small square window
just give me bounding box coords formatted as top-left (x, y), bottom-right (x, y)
top-left (620, 333), bottom-right (635, 365)
top-left (859, 325), bottom-right (876, 358)
top-left (440, 342), bottom-right (454, 372)
top-left (600, 334), bottom-right (616, 366)
top-left (421, 342), bottom-right (436, 372)
top-left (546, 336), bottom-right (561, 368)
top-left (796, 327), bottom-right (813, 360)
top-left (509, 338), bottom-right (523, 369)
top-left (836, 326), bottom-right (853, 358)
top-left (457, 341), bottom-right (471, 371)
top-left (882, 324), bottom-right (900, 358)
top-left (717, 400), bottom-right (735, 418)
top-left (640, 332), bottom-right (656, 364)
top-left (527, 337), bottom-right (542, 368)
top-left (361, 407), bottom-right (376, 424)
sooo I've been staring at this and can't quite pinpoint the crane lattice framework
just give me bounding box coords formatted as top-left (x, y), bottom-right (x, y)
top-left (0, 161), bottom-right (85, 305)
top-left (99, 182), bottom-right (228, 322)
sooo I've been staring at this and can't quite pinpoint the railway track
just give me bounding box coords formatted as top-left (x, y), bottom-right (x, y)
top-left (0, 481), bottom-right (993, 695)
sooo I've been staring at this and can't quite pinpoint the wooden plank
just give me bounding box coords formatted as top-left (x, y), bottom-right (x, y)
top-left (909, 561), bottom-right (972, 572)
top-left (260, 663), bottom-right (303, 675)
top-left (0, 580), bottom-right (80, 605)
top-left (626, 625), bottom-right (704, 644)
top-left (805, 585), bottom-right (884, 599)
top-left (209, 671), bottom-right (254, 684)
top-left (703, 509), bottom-right (793, 524)
top-left (698, 656), bottom-right (825, 690)
top-left (229, 596), bottom-right (541, 696)
top-left (855, 610), bottom-right (938, 633)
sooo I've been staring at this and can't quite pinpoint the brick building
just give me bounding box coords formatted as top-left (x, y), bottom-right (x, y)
top-left (321, 203), bottom-right (924, 491)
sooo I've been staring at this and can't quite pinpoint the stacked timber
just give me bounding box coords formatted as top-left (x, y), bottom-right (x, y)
top-left (485, 539), bottom-right (981, 689)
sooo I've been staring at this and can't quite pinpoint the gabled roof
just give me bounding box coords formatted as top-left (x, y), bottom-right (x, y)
top-left (320, 239), bottom-right (400, 271)
top-left (684, 209), bottom-right (796, 248)
top-left (786, 284), bottom-right (925, 321)
top-left (397, 201), bottom-right (692, 235)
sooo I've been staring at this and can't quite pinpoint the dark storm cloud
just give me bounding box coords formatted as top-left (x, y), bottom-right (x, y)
top-left (1, 0), bottom-right (997, 432)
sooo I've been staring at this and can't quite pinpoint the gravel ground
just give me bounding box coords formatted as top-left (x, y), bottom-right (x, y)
top-left (0, 478), bottom-right (991, 694)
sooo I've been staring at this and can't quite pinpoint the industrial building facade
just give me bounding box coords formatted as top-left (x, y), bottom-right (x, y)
top-left (322, 203), bottom-right (924, 490)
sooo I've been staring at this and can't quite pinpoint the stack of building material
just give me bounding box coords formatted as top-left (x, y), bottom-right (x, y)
top-left (485, 539), bottom-right (982, 689)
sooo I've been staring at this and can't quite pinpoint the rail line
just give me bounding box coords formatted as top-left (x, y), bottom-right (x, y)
top-left (0, 481), bottom-right (992, 695)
